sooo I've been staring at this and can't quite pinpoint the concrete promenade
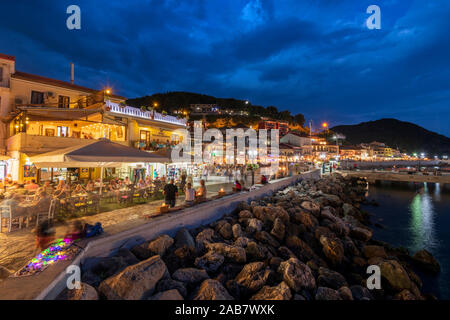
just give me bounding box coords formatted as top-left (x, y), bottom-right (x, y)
top-left (341, 170), bottom-right (450, 184)
top-left (0, 170), bottom-right (320, 300)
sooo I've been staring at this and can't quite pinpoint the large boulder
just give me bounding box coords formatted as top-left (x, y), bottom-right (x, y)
top-left (278, 258), bottom-right (316, 292)
top-left (253, 206), bottom-right (289, 223)
top-left (84, 256), bottom-right (129, 281)
top-left (300, 201), bottom-right (321, 216)
top-left (254, 231), bottom-right (280, 248)
top-left (317, 267), bottom-right (348, 290)
top-left (270, 218), bottom-right (285, 241)
top-left (205, 242), bottom-right (246, 264)
top-left (149, 289), bottom-right (184, 300)
top-left (319, 236), bottom-right (345, 265)
top-left (217, 222), bottom-right (233, 240)
top-left (285, 236), bottom-right (316, 261)
top-left (195, 228), bottom-right (216, 252)
top-left (194, 252), bottom-right (225, 273)
top-left (394, 289), bottom-right (417, 301)
top-left (232, 224), bottom-right (245, 239)
top-left (322, 194), bottom-right (343, 207)
top-left (98, 255), bottom-right (169, 300)
top-left (156, 279), bottom-right (187, 297)
top-left (315, 287), bottom-right (342, 300)
top-left (193, 279), bottom-right (234, 300)
top-left (350, 285), bottom-right (374, 300)
top-left (234, 237), bottom-right (250, 248)
top-left (363, 245), bottom-right (387, 259)
top-left (379, 260), bottom-right (412, 292)
top-left (293, 211), bottom-right (318, 230)
top-left (349, 227), bottom-right (372, 242)
top-left (172, 268), bottom-right (209, 284)
top-left (411, 250), bottom-right (440, 275)
top-left (246, 219), bottom-right (263, 234)
top-left (235, 262), bottom-right (272, 292)
top-left (175, 228), bottom-right (196, 250)
top-left (338, 286), bottom-right (354, 300)
top-left (245, 241), bottom-right (268, 261)
top-left (250, 281), bottom-right (292, 300)
top-left (65, 283), bottom-right (99, 300)
top-left (147, 235), bottom-right (174, 257)
top-left (116, 248), bottom-right (140, 266)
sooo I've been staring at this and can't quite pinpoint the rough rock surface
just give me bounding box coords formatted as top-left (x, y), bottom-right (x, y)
top-left (250, 281), bottom-right (292, 300)
top-left (149, 289), bottom-right (184, 300)
top-left (194, 252), bottom-right (225, 273)
top-left (98, 255), bottom-right (169, 300)
top-left (411, 250), bottom-right (440, 275)
top-left (65, 283), bottom-right (99, 300)
top-left (172, 268), bottom-right (209, 284)
top-left (194, 279), bottom-right (234, 300)
top-left (278, 258), bottom-right (316, 292)
top-left (77, 174), bottom-right (434, 301)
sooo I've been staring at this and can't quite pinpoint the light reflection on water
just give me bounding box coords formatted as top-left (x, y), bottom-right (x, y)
top-left (408, 184), bottom-right (439, 253)
top-left (364, 181), bottom-right (450, 299)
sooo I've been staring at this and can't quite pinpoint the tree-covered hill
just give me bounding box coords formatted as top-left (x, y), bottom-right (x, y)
top-left (331, 118), bottom-right (450, 155)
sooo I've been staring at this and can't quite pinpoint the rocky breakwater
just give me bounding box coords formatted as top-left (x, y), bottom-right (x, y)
top-left (60, 174), bottom-right (439, 300)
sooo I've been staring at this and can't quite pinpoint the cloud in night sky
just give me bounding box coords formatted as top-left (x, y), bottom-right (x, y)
top-left (0, 0), bottom-right (449, 136)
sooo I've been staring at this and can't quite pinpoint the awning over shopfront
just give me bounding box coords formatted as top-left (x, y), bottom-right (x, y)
top-left (16, 106), bottom-right (103, 122)
top-left (30, 139), bottom-right (170, 168)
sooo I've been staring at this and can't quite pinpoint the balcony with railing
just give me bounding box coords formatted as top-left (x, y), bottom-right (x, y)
top-left (105, 101), bottom-right (187, 127)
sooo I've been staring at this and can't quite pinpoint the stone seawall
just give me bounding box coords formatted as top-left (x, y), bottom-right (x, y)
top-left (57, 172), bottom-right (441, 301)
top-left (39, 170), bottom-right (321, 300)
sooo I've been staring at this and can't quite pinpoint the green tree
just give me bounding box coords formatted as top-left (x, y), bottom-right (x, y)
top-left (293, 113), bottom-right (305, 126)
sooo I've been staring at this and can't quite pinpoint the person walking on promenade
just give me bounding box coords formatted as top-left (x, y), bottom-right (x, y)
top-left (163, 178), bottom-right (178, 208)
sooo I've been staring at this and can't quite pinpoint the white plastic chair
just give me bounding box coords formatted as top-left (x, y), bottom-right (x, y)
top-left (0, 206), bottom-right (12, 233)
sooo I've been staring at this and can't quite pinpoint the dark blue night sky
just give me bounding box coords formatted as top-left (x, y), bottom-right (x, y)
top-left (1, 0), bottom-right (449, 136)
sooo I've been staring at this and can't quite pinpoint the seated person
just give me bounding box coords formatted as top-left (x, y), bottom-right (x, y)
top-left (30, 190), bottom-right (51, 210)
top-left (124, 176), bottom-right (132, 186)
top-left (234, 180), bottom-right (242, 192)
top-left (184, 183), bottom-right (195, 206)
top-left (261, 175), bottom-right (268, 185)
top-left (72, 184), bottom-right (86, 196)
top-left (54, 183), bottom-right (70, 199)
top-left (25, 179), bottom-right (39, 191)
top-left (195, 179), bottom-right (207, 202)
top-left (38, 181), bottom-right (54, 196)
top-left (85, 180), bottom-right (95, 192)
top-left (137, 179), bottom-right (146, 189)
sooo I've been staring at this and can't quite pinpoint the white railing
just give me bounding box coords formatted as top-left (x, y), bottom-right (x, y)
top-left (105, 101), bottom-right (187, 126)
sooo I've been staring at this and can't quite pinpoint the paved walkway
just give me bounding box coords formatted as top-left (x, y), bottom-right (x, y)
top-left (0, 181), bottom-right (234, 273)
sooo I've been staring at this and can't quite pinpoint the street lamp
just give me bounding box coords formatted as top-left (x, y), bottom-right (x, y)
top-left (322, 122), bottom-right (329, 144)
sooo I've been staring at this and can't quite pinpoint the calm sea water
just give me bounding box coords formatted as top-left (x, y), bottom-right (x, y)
top-left (363, 181), bottom-right (450, 300)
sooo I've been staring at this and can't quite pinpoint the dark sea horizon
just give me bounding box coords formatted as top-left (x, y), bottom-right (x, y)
top-left (363, 181), bottom-right (450, 300)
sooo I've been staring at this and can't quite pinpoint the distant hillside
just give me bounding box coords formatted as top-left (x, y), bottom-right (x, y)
top-left (127, 91), bottom-right (305, 126)
top-left (331, 119), bottom-right (450, 155)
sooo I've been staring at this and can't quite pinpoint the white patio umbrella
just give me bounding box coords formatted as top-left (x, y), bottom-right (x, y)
top-left (30, 139), bottom-right (170, 194)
